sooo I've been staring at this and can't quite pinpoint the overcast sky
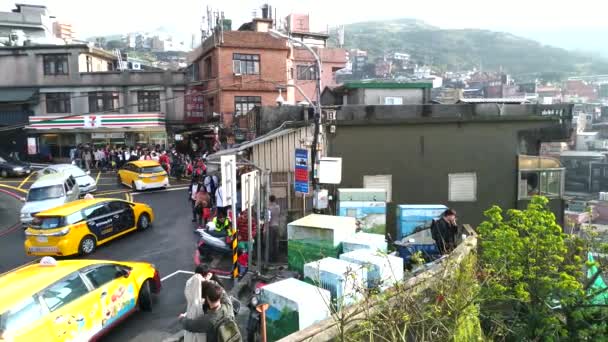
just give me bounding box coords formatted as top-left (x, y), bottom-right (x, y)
top-left (4, 0), bottom-right (608, 50)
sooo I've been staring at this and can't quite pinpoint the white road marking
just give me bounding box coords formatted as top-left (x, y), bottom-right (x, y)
top-left (161, 270), bottom-right (194, 282)
top-left (131, 186), bottom-right (189, 196)
top-left (160, 269), bottom-right (232, 282)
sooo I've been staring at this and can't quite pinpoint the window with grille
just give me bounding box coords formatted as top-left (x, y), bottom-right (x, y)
top-left (297, 65), bottom-right (318, 80)
top-left (43, 54), bottom-right (69, 75)
top-left (88, 92), bottom-right (119, 112)
top-left (137, 91), bottom-right (160, 112)
top-left (448, 173), bottom-right (477, 202)
top-left (233, 53), bottom-right (260, 75)
top-left (234, 96), bottom-right (261, 116)
top-left (363, 175), bottom-right (392, 202)
top-left (46, 93), bottom-right (71, 113)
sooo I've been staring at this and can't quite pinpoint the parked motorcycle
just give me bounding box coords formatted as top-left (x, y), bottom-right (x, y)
top-left (194, 224), bottom-right (249, 278)
top-left (247, 284), bottom-right (266, 342)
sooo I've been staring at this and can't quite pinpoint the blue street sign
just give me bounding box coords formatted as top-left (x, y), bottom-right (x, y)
top-left (295, 148), bottom-right (309, 194)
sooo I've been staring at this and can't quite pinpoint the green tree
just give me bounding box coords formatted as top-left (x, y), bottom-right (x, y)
top-left (477, 196), bottom-right (607, 340)
top-left (106, 40), bottom-right (126, 50)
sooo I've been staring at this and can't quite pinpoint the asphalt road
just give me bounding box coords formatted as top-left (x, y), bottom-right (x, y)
top-left (0, 171), bottom-right (239, 341)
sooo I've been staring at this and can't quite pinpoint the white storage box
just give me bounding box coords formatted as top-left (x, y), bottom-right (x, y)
top-left (303, 257), bottom-right (367, 309)
top-left (261, 278), bottom-right (331, 341)
top-left (340, 249), bottom-right (404, 291)
top-left (288, 214), bottom-right (357, 273)
top-left (342, 232), bottom-right (387, 253)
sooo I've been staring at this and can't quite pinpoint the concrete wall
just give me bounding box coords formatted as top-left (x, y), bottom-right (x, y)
top-left (327, 104), bottom-right (573, 229)
top-left (0, 46), bottom-right (186, 121)
top-left (246, 106), bottom-right (309, 135)
top-left (347, 88), bottom-right (425, 105)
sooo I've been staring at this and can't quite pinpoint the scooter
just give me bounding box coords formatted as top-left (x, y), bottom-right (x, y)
top-left (195, 222), bottom-right (234, 263)
top-left (247, 285), bottom-right (265, 342)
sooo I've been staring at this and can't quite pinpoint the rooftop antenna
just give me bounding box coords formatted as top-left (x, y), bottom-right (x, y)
top-left (220, 11), bottom-right (225, 44)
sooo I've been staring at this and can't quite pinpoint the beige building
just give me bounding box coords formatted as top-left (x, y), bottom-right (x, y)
top-left (53, 22), bottom-right (75, 42)
top-left (0, 44), bottom-right (186, 158)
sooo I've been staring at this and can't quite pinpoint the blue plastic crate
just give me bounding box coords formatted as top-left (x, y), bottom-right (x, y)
top-left (395, 243), bottom-right (440, 263)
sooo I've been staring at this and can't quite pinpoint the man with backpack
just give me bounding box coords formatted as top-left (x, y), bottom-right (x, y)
top-left (430, 209), bottom-right (458, 255)
top-left (180, 281), bottom-right (242, 342)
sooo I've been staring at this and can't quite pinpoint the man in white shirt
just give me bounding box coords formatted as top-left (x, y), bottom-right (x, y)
top-left (215, 184), bottom-right (223, 209)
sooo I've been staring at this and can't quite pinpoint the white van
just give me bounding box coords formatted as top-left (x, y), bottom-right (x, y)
top-left (20, 173), bottom-right (80, 227)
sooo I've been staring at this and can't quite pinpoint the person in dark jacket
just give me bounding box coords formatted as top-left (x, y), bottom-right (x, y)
top-left (180, 282), bottom-right (236, 342)
top-left (431, 209), bottom-right (458, 254)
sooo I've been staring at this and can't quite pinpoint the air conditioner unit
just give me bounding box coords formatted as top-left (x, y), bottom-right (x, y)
top-left (233, 73), bottom-right (242, 76)
top-left (212, 112), bottom-right (220, 117)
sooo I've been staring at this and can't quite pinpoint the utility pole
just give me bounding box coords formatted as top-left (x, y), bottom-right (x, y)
top-left (269, 29), bottom-right (323, 198)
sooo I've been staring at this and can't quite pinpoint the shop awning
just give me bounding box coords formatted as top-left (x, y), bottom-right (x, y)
top-left (0, 88), bottom-right (37, 103)
top-left (518, 155), bottom-right (562, 170)
top-left (27, 113), bottom-right (166, 130)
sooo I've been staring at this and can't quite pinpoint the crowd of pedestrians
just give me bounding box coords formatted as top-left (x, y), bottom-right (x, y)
top-left (68, 143), bottom-right (194, 178)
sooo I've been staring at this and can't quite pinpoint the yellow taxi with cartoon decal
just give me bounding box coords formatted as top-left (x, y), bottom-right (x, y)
top-left (117, 160), bottom-right (169, 191)
top-left (24, 198), bottom-right (154, 257)
top-left (0, 257), bottom-right (161, 341)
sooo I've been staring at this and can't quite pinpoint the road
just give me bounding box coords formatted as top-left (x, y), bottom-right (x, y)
top-left (0, 170), bottom-right (238, 341)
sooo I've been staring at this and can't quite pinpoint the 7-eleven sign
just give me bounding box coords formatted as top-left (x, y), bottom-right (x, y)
top-left (83, 115), bottom-right (102, 128)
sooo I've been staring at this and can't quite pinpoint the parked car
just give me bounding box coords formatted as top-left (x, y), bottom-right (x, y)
top-left (0, 257), bottom-right (161, 341)
top-left (117, 160), bottom-right (169, 191)
top-left (0, 152), bottom-right (32, 178)
top-left (20, 173), bottom-right (80, 227)
top-left (24, 197), bottom-right (154, 256)
top-left (37, 164), bottom-right (97, 194)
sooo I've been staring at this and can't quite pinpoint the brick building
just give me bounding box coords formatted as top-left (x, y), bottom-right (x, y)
top-left (185, 12), bottom-right (346, 144)
top-left (186, 19), bottom-right (291, 130)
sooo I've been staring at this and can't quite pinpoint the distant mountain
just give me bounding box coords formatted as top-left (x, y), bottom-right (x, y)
top-left (336, 19), bottom-right (608, 77)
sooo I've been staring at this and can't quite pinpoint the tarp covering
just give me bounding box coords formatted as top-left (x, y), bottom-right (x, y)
top-left (0, 88), bottom-right (37, 103)
top-left (587, 253), bottom-right (608, 305)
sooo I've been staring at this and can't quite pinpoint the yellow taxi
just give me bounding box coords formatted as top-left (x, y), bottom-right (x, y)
top-left (24, 198), bottom-right (154, 257)
top-left (117, 160), bottom-right (169, 191)
top-left (0, 257), bottom-right (161, 341)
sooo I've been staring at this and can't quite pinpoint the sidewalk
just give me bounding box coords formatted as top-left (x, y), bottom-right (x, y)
top-left (0, 190), bottom-right (22, 233)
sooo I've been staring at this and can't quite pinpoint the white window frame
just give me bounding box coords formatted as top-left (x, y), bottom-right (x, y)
top-left (448, 172), bottom-right (477, 202)
top-left (363, 175), bottom-right (392, 202)
top-left (383, 96), bottom-right (403, 105)
top-left (517, 168), bottom-right (565, 200)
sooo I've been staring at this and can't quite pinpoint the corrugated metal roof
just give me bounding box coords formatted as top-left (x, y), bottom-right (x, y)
top-left (208, 125), bottom-right (311, 159)
top-left (0, 88), bottom-right (37, 102)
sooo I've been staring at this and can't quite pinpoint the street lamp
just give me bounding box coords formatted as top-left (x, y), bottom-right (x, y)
top-left (269, 29), bottom-right (323, 193)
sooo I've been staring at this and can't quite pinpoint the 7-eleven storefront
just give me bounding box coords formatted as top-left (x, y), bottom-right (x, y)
top-left (26, 114), bottom-right (167, 159)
